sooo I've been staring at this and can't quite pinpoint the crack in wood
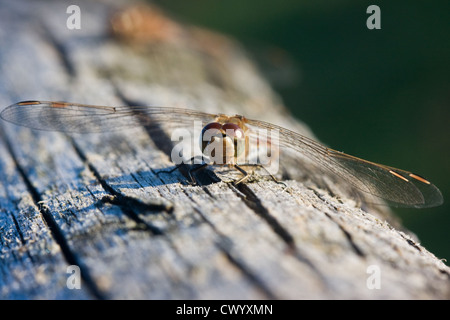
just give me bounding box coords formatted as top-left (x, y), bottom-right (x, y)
top-left (219, 242), bottom-right (278, 299)
top-left (232, 182), bottom-right (331, 287)
top-left (9, 212), bottom-right (36, 264)
top-left (1, 128), bottom-right (106, 299)
top-left (322, 210), bottom-right (365, 258)
top-left (69, 137), bottom-right (169, 236)
top-left (186, 201), bottom-right (277, 299)
top-left (399, 233), bottom-right (422, 253)
top-left (10, 212), bottom-right (26, 245)
top-left (310, 188), bottom-right (366, 258)
top-left (235, 183), bottom-right (295, 248)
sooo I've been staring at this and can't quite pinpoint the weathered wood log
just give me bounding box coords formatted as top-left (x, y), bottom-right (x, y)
top-left (0, 0), bottom-right (448, 299)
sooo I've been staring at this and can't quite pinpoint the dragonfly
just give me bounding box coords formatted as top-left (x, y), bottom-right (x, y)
top-left (0, 100), bottom-right (443, 208)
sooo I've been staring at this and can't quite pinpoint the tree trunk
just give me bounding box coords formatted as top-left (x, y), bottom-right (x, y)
top-left (0, 0), bottom-right (448, 299)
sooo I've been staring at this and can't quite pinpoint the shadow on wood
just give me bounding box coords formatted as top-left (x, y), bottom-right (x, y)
top-left (0, 0), bottom-right (448, 299)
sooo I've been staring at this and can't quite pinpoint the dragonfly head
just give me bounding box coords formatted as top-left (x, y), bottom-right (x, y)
top-left (200, 122), bottom-right (247, 165)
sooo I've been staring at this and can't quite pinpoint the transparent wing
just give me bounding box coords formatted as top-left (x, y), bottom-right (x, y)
top-left (0, 100), bottom-right (218, 133)
top-left (244, 118), bottom-right (443, 208)
top-left (1, 101), bottom-right (443, 208)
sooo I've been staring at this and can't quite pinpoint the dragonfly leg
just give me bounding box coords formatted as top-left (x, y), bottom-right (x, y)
top-left (158, 156), bottom-right (207, 184)
top-left (233, 164), bottom-right (250, 185)
top-left (159, 156), bottom-right (204, 174)
top-left (188, 163), bottom-right (209, 185)
top-left (238, 163), bottom-right (287, 187)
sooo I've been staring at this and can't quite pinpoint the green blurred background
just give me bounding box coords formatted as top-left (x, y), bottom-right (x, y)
top-left (155, 0), bottom-right (450, 260)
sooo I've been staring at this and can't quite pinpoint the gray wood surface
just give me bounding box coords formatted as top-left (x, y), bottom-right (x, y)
top-left (0, 0), bottom-right (448, 299)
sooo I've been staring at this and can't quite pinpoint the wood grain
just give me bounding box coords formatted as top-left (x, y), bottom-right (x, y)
top-left (0, 0), bottom-right (448, 299)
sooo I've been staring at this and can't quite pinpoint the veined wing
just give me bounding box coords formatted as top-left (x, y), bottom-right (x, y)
top-left (0, 100), bottom-right (218, 133)
top-left (244, 118), bottom-right (443, 208)
top-left (1, 101), bottom-right (443, 208)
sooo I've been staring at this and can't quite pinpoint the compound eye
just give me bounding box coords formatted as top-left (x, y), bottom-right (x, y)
top-left (222, 123), bottom-right (244, 139)
top-left (200, 122), bottom-right (223, 153)
top-left (201, 122), bottom-right (223, 136)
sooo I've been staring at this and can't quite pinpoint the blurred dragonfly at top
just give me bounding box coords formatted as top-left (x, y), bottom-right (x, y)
top-left (0, 100), bottom-right (443, 208)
